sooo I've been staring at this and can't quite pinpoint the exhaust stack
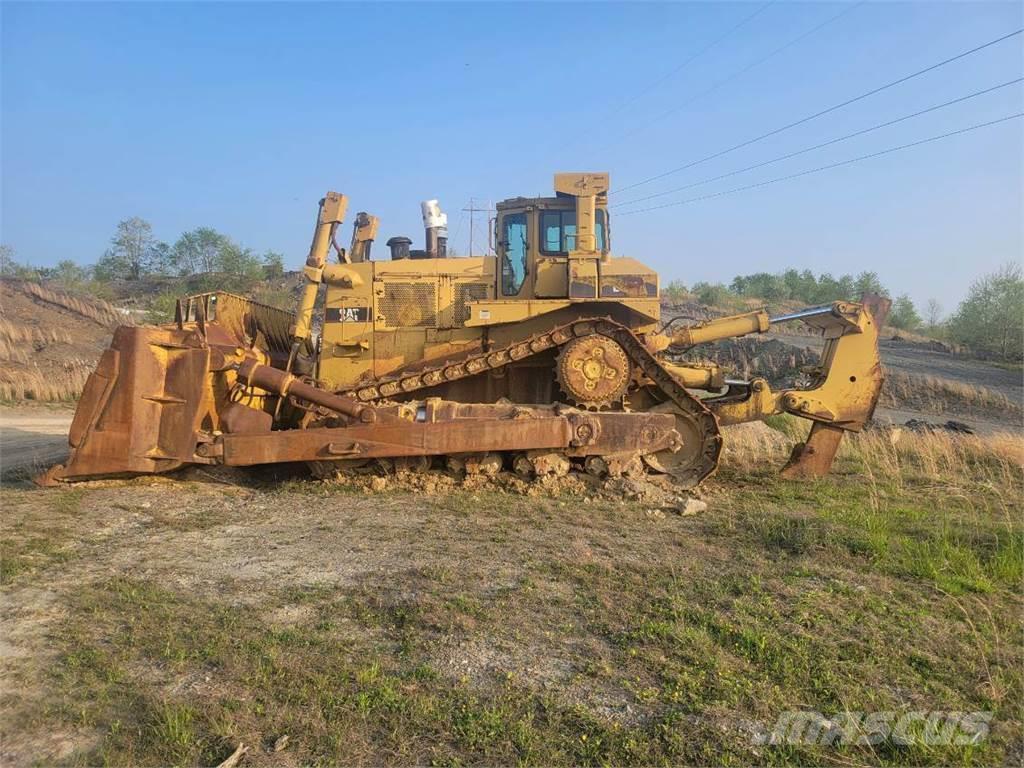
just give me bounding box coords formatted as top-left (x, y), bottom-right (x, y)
top-left (421, 199), bottom-right (448, 258)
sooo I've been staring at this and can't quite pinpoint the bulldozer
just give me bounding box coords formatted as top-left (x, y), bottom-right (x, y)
top-left (42, 173), bottom-right (889, 486)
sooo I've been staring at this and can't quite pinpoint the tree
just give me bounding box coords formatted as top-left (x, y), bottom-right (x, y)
top-left (925, 299), bottom-right (943, 328)
top-left (50, 259), bottom-right (90, 287)
top-left (0, 244), bottom-right (14, 276)
top-left (725, 269), bottom-right (877, 304)
top-left (171, 227), bottom-right (229, 275)
top-left (834, 274), bottom-right (855, 301)
top-left (0, 245), bottom-right (43, 280)
top-left (888, 294), bottom-right (921, 330)
top-left (262, 250), bottom-right (286, 280)
top-left (169, 227), bottom-right (263, 280)
top-left (150, 240), bottom-right (174, 274)
top-left (95, 217), bottom-right (160, 280)
top-left (948, 263), bottom-right (1024, 360)
top-left (692, 281), bottom-right (729, 306)
top-left (219, 242), bottom-right (262, 280)
top-left (853, 271), bottom-right (888, 298)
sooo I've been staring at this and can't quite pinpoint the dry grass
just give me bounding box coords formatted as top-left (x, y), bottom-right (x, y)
top-left (881, 370), bottom-right (1023, 420)
top-left (843, 428), bottom-right (1023, 488)
top-left (0, 283), bottom-right (109, 402)
top-left (0, 316), bottom-right (75, 366)
top-left (0, 361), bottom-right (93, 402)
top-left (725, 416), bottom-right (1023, 484)
top-left (13, 280), bottom-right (125, 328)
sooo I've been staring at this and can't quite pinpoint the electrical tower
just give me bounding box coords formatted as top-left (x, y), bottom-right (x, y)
top-left (462, 198), bottom-right (495, 255)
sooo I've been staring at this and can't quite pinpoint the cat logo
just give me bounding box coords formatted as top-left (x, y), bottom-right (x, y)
top-left (325, 306), bottom-right (369, 323)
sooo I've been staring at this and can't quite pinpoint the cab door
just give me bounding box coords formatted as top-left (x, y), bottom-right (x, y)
top-left (498, 211), bottom-right (529, 298)
top-left (534, 209), bottom-right (571, 298)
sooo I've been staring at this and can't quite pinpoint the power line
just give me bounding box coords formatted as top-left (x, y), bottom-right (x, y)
top-left (612, 77), bottom-right (1023, 209)
top-left (615, 113), bottom-right (1023, 216)
top-left (594, 0), bottom-right (865, 152)
top-left (553, 1), bottom-right (776, 152)
top-left (611, 27), bottom-right (1023, 195)
top-left (606, 0), bottom-right (777, 118)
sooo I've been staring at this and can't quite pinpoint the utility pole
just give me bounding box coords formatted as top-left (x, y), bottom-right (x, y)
top-left (462, 198), bottom-right (494, 255)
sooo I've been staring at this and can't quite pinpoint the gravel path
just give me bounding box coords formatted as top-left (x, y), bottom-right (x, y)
top-left (0, 410), bottom-right (72, 479)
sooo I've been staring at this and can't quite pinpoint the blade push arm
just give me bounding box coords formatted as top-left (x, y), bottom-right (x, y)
top-left (289, 192), bottom-right (349, 365)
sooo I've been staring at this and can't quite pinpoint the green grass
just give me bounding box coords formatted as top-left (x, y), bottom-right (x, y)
top-left (0, 489), bottom-right (83, 584)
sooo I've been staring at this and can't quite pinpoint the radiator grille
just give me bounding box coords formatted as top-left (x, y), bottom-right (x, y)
top-left (378, 283), bottom-right (436, 327)
top-left (454, 283), bottom-right (489, 325)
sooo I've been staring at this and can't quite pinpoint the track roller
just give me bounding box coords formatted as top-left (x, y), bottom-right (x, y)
top-left (447, 452), bottom-right (503, 476)
top-left (584, 453), bottom-right (645, 479)
top-left (512, 450), bottom-right (571, 478)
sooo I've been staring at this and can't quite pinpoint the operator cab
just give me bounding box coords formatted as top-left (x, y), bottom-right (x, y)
top-left (495, 172), bottom-right (613, 300)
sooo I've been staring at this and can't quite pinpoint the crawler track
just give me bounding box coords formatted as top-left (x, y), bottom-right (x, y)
top-left (328, 318), bottom-right (722, 487)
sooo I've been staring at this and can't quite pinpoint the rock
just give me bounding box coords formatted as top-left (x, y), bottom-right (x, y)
top-left (620, 478), bottom-right (650, 501)
top-left (904, 418), bottom-right (975, 435)
top-left (272, 735), bottom-right (289, 753)
top-left (676, 497), bottom-right (708, 516)
top-left (370, 476), bottom-right (388, 492)
top-left (944, 420), bottom-right (974, 434)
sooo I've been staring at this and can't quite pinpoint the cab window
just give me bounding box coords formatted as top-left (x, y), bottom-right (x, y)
top-left (540, 209), bottom-right (607, 254)
top-left (501, 213), bottom-right (527, 295)
top-left (541, 210), bottom-right (574, 254)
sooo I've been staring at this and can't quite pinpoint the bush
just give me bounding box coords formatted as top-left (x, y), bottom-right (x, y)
top-left (725, 269), bottom-right (890, 305)
top-left (888, 294), bottom-right (922, 330)
top-left (692, 281), bottom-right (730, 306)
top-left (948, 263), bottom-right (1023, 360)
top-left (662, 280), bottom-right (689, 302)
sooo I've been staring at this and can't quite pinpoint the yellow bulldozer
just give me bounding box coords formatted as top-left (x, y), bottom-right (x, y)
top-left (42, 173), bottom-right (889, 486)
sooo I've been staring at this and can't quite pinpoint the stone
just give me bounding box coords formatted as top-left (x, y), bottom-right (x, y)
top-left (677, 497), bottom-right (708, 516)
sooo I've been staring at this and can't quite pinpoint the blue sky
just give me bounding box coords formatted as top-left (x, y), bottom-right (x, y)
top-left (2, 1), bottom-right (1021, 311)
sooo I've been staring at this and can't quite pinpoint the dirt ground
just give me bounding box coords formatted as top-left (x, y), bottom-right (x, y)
top-left (878, 340), bottom-right (1023, 402)
top-left (767, 333), bottom-right (1023, 434)
top-left (1, 425), bottom-right (1021, 765)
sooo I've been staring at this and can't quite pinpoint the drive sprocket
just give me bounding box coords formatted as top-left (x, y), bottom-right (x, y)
top-left (556, 334), bottom-right (630, 410)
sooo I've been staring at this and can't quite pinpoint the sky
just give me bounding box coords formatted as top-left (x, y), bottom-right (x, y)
top-left (2, 0), bottom-right (1022, 313)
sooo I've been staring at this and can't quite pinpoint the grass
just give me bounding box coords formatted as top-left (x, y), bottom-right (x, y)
top-left (0, 430), bottom-right (1021, 766)
top-left (8, 280), bottom-right (124, 328)
top-left (0, 489), bottom-right (83, 584)
top-left (0, 361), bottom-right (93, 402)
top-left (0, 284), bottom-right (102, 401)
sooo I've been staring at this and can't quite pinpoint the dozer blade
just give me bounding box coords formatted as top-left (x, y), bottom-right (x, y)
top-left (38, 325), bottom-right (214, 484)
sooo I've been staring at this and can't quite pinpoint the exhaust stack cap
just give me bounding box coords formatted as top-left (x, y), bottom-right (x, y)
top-left (421, 200), bottom-right (448, 233)
top-left (386, 236), bottom-right (413, 261)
